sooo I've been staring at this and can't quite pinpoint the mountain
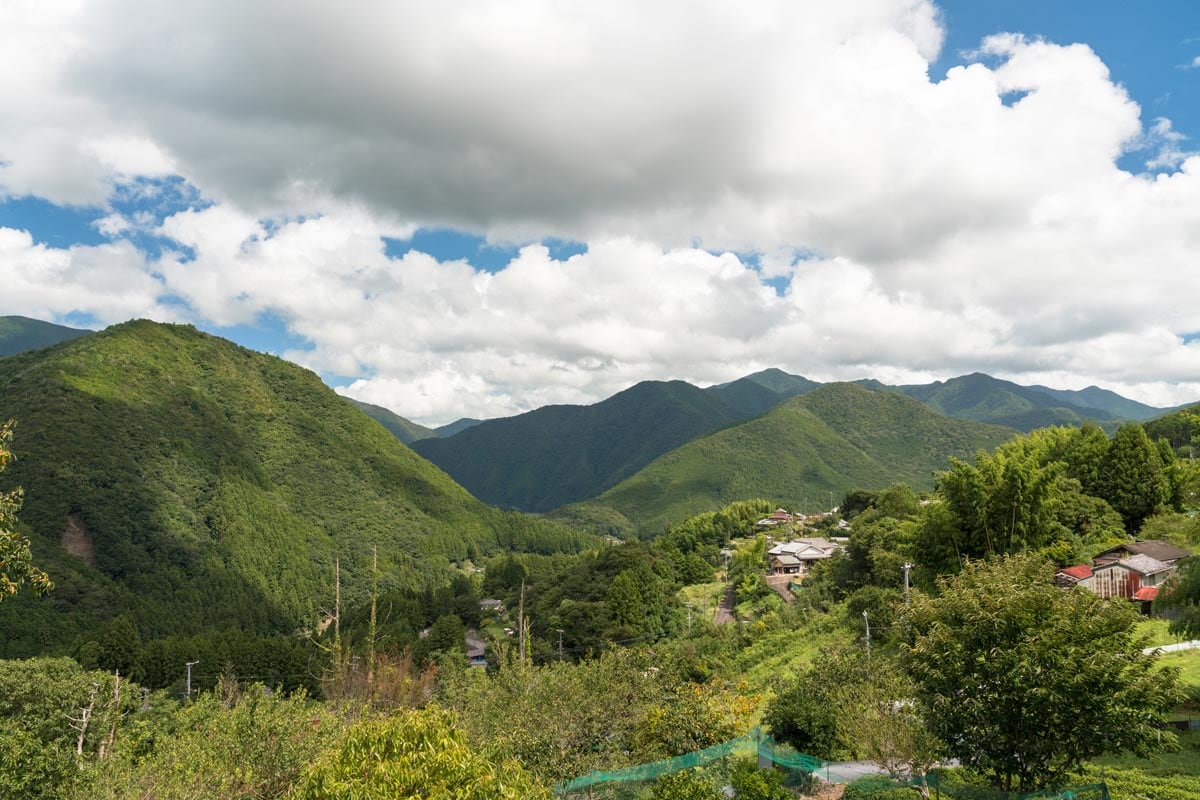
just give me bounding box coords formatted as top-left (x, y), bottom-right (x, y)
top-left (889, 373), bottom-right (1124, 431)
top-left (436, 418), bottom-right (484, 437)
top-left (0, 315), bottom-right (91, 357)
top-left (557, 383), bottom-right (1015, 535)
top-left (1027, 384), bottom-right (1166, 422)
top-left (412, 380), bottom-right (748, 512)
top-left (705, 368), bottom-right (822, 417)
top-left (1142, 402), bottom-right (1200, 456)
top-left (0, 321), bottom-right (592, 656)
top-left (345, 397), bottom-right (437, 444)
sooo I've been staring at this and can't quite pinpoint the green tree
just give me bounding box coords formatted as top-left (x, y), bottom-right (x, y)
top-left (294, 708), bottom-right (552, 799)
top-left (1156, 556), bottom-right (1200, 638)
top-left (1100, 423), bottom-right (1170, 532)
top-left (0, 421), bottom-right (51, 602)
top-left (902, 554), bottom-right (1181, 794)
top-left (650, 770), bottom-right (724, 800)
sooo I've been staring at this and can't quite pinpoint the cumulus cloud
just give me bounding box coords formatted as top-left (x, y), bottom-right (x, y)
top-left (0, 227), bottom-right (171, 323)
top-left (2, 1), bottom-right (1200, 421)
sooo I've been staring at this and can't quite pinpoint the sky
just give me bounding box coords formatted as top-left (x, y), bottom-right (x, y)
top-left (2, 1), bottom-right (1200, 425)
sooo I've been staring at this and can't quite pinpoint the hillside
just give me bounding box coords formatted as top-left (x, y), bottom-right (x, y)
top-left (1143, 402), bottom-right (1200, 455)
top-left (345, 397), bottom-right (438, 444)
top-left (704, 368), bottom-right (821, 417)
top-left (558, 383), bottom-right (1015, 535)
top-left (0, 321), bottom-right (592, 656)
top-left (1027, 384), bottom-right (1165, 422)
top-left (412, 380), bottom-right (747, 512)
top-left (0, 315), bottom-right (91, 357)
top-left (892, 373), bottom-right (1122, 431)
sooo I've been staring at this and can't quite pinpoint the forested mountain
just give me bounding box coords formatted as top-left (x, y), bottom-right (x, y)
top-left (0, 315), bottom-right (91, 357)
top-left (436, 417), bottom-right (484, 437)
top-left (1143, 401), bottom-right (1200, 456)
top-left (412, 380), bottom-right (750, 512)
top-left (889, 372), bottom-right (1124, 431)
top-left (1027, 384), bottom-right (1166, 421)
top-left (345, 397), bottom-right (438, 444)
top-left (704, 368), bottom-right (821, 416)
top-left (0, 321), bottom-right (592, 656)
top-left (557, 383), bottom-right (1016, 535)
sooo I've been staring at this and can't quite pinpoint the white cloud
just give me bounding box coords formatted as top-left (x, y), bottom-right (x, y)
top-left (0, 227), bottom-right (171, 323)
top-left (2, 1), bottom-right (1200, 421)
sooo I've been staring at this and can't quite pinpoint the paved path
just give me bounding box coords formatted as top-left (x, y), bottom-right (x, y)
top-left (1143, 640), bottom-right (1200, 654)
top-left (714, 585), bottom-right (735, 625)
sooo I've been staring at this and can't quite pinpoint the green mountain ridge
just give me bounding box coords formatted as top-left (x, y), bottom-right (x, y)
top-left (412, 380), bottom-right (749, 513)
top-left (345, 397), bottom-right (438, 444)
top-left (556, 383), bottom-right (1016, 535)
top-left (0, 320), bottom-right (591, 656)
top-left (0, 315), bottom-right (91, 357)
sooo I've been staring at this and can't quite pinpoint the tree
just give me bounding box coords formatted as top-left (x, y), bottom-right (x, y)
top-left (1100, 423), bottom-right (1170, 532)
top-left (1156, 556), bottom-right (1200, 638)
top-left (0, 421), bottom-right (52, 602)
top-left (293, 708), bottom-right (552, 799)
top-left (901, 554), bottom-right (1181, 794)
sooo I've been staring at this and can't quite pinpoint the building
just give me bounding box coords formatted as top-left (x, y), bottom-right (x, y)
top-left (1092, 540), bottom-right (1191, 568)
top-left (766, 538), bottom-right (840, 576)
top-left (1090, 553), bottom-right (1175, 600)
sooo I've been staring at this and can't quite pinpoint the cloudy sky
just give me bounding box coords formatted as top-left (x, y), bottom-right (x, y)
top-left (2, 0), bottom-right (1200, 424)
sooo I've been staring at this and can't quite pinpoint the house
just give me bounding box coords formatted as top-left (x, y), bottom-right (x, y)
top-left (756, 508), bottom-right (800, 529)
top-left (1055, 563), bottom-right (1093, 589)
top-left (766, 538), bottom-right (840, 576)
top-left (1092, 540), bottom-right (1191, 567)
top-left (465, 628), bottom-right (488, 668)
top-left (1090, 554), bottom-right (1175, 601)
top-left (479, 598), bottom-right (505, 615)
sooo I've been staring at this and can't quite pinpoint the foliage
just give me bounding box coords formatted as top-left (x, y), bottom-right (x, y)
top-left (413, 379), bottom-right (749, 513)
top-left (292, 707), bottom-right (552, 800)
top-left (901, 554), bottom-right (1182, 793)
top-left (442, 647), bottom-right (755, 786)
top-left (1156, 556), bottom-right (1200, 638)
top-left (0, 657), bottom-right (140, 800)
top-left (1100, 423), bottom-right (1172, 532)
top-left (566, 383), bottom-right (1014, 535)
top-left (0, 321), bottom-right (596, 656)
top-left (345, 396), bottom-right (437, 444)
top-left (0, 420), bottom-right (51, 603)
top-left (650, 769), bottom-right (725, 800)
top-left (727, 758), bottom-right (791, 800)
top-left (762, 647), bottom-right (872, 760)
top-left (97, 685), bottom-right (340, 799)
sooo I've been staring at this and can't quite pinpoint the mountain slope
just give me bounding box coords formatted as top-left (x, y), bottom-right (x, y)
top-left (559, 383), bottom-right (1015, 535)
top-left (0, 315), bottom-right (91, 357)
top-left (1027, 384), bottom-right (1166, 422)
top-left (412, 380), bottom-right (747, 512)
top-left (345, 397), bottom-right (438, 444)
top-left (0, 321), bottom-right (590, 655)
top-left (891, 373), bottom-right (1123, 431)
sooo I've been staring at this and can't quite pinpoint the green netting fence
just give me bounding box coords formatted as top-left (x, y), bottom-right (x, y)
top-left (555, 727), bottom-right (1109, 799)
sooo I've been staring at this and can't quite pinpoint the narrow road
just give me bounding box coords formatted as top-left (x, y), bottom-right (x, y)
top-left (714, 585), bottom-right (735, 625)
top-left (1143, 640), bottom-right (1200, 654)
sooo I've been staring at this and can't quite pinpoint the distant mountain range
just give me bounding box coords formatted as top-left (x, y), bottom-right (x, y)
top-left (554, 383), bottom-right (1015, 535)
top-left (411, 380), bottom-right (748, 512)
top-left (0, 315), bottom-right (91, 357)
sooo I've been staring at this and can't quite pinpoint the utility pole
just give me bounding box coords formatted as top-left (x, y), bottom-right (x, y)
top-left (686, 602), bottom-right (693, 635)
top-left (517, 581), bottom-right (527, 664)
top-left (556, 628), bottom-right (564, 660)
top-left (185, 660), bottom-right (200, 701)
top-left (141, 687), bottom-right (150, 710)
top-left (862, 611), bottom-right (871, 661)
top-left (903, 562), bottom-right (913, 606)
top-left (367, 545), bottom-right (377, 692)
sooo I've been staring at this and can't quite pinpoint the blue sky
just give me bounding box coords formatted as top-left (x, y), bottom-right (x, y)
top-left (2, 1), bottom-right (1199, 423)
